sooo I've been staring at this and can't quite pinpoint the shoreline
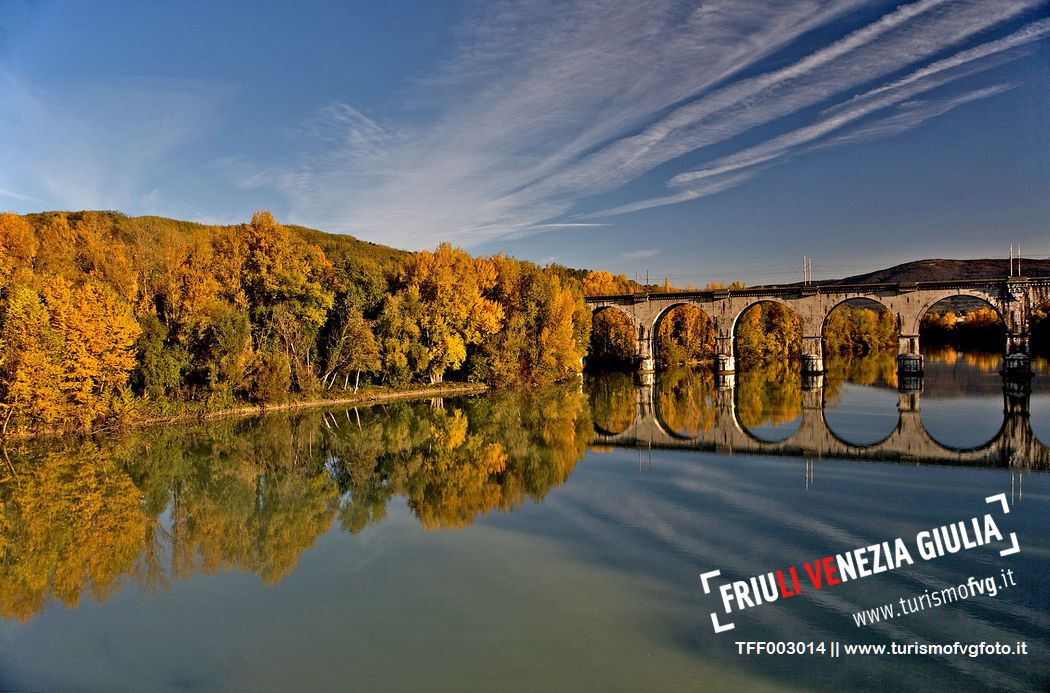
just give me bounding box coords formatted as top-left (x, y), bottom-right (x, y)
top-left (3, 381), bottom-right (491, 442)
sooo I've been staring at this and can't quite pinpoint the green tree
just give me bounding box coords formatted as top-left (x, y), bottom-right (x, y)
top-left (322, 307), bottom-right (381, 391)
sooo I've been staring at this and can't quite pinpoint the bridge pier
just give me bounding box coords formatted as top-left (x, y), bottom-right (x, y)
top-left (1001, 385), bottom-right (1035, 467)
top-left (715, 372), bottom-right (736, 390)
top-left (636, 323), bottom-right (656, 374)
top-left (801, 335), bottom-right (824, 374)
top-left (715, 335), bottom-right (735, 374)
top-left (801, 373), bottom-right (824, 391)
top-left (897, 387), bottom-right (921, 414)
top-left (897, 334), bottom-right (924, 376)
top-left (1002, 332), bottom-right (1031, 378)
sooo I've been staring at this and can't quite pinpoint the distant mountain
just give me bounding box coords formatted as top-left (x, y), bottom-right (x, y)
top-left (832, 258), bottom-right (1050, 285)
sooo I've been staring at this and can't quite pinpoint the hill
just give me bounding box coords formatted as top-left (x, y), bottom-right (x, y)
top-left (833, 258), bottom-right (1050, 285)
top-left (20, 210), bottom-right (412, 267)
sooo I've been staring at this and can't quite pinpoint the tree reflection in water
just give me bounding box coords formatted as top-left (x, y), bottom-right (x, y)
top-left (587, 372), bottom-right (635, 435)
top-left (734, 361), bottom-right (802, 430)
top-left (656, 368), bottom-right (716, 436)
top-left (0, 385), bottom-right (592, 621)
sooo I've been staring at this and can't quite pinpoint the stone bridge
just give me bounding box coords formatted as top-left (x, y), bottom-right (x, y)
top-left (585, 277), bottom-right (1050, 374)
top-left (593, 381), bottom-right (1050, 470)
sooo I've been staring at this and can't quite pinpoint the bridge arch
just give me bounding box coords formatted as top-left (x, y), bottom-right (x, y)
top-left (651, 302), bottom-right (716, 368)
top-left (904, 288), bottom-right (1006, 337)
top-left (920, 414), bottom-right (1008, 456)
top-left (588, 305), bottom-right (639, 370)
top-left (731, 299), bottom-right (805, 363)
top-left (587, 372), bottom-right (638, 436)
top-left (820, 297), bottom-right (897, 355)
top-left (916, 292), bottom-right (1009, 361)
top-left (589, 303), bottom-right (637, 323)
top-left (821, 296), bottom-right (893, 327)
top-left (823, 420), bottom-right (897, 451)
top-left (1029, 297), bottom-right (1050, 356)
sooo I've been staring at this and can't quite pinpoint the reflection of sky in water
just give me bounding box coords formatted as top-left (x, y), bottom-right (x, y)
top-left (3, 444), bottom-right (1046, 691)
top-left (920, 396), bottom-right (1009, 451)
top-left (823, 383), bottom-right (899, 446)
top-left (921, 352), bottom-right (1048, 451)
top-left (742, 415), bottom-right (801, 442)
top-left (1028, 361), bottom-right (1050, 446)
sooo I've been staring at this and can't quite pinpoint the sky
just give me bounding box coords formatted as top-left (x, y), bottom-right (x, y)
top-left (1, 0), bottom-right (1048, 285)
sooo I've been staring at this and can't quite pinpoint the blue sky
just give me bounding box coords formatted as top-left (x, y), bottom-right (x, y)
top-left (1, 1), bottom-right (1048, 284)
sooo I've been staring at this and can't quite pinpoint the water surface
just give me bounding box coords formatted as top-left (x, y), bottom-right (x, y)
top-left (1, 352), bottom-right (1047, 691)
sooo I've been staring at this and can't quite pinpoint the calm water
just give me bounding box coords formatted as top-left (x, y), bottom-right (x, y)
top-left (1, 351), bottom-right (1048, 691)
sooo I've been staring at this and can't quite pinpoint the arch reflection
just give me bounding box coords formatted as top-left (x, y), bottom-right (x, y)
top-left (733, 362), bottom-right (802, 442)
top-left (590, 359), bottom-right (1049, 469)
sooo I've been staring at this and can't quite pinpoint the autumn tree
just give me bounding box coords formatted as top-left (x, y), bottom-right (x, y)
top-left (735, 302), bottom-right (801, 364)
top-left (0, 213), bottom-right (38, 284)
top-left (1, 278), bottom-right (139, 431)
top-left (321, 307), bottom-right (381, 391)
top-left (657, 305), bottom-right (715, 366)
top-left (0, 284), bottom-right (66, 432)
top-left (588, 308), bottom-right (635, 369)
top-left (395, 243), bottom-right (504, 383)
top-left (582, 270), bottom-right (634, 296)
top-left (823, 305), bottom-right (896, 356)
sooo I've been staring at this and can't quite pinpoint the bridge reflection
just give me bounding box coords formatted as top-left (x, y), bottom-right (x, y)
top-left (588, 365), bottom-right (1049, 469)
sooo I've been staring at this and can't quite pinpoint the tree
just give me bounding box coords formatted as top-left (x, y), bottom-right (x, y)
top-left (736, 303), bottom-right (801, 364)
top-left (73, 212), bottom-right (137, 303)
top-left (0, 213), bottom-right (37, 284)
top-left (0, 285), bottom-right (65, 432)
top-left (657, 305), bottom-right (714, 366)
top-left (397, 244), bottom-right (503, 383)
top-left (0, 277), bottom-right (140, 432)
top-left (321, 307), bottom-right (380, 392)
top-left (243, 211), bottom-right (334, 328)
top-left (134, 315), bottom-right (188, 399)
top-left (582, 270), bottom-right (636, 296)
top-left (823, 305), bottom-right (896, 355)
top-left (589, 308), bottom-right (635, 369)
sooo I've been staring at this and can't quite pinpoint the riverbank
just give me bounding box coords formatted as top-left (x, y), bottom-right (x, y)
top-left (3, 381), bottom-right (490, 442)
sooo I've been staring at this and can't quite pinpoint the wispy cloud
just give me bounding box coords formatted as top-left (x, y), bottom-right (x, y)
top-left (620, 248), bottom-right (662, 262)
top-left (529, 222), bottom-right (610, 228)
top-left (0, 68), bottom-right (226, 213)
top-left (0, 186), bottom-right (41, 204)
top-left (237, 0), bottom-right (1047, 248)
top-left (601, 17), bottom-right (1050, 215)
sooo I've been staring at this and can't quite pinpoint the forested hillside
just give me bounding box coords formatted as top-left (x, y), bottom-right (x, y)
top-left (0, 211), bottom-right (591, 434)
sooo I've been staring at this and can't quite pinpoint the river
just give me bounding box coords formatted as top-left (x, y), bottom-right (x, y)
top-left (1, 350), bottom-right (1047, 691)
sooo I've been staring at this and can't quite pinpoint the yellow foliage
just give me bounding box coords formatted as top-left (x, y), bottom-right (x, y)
top-left (1, 278), bottom-right (140, 431)
top-left (0, 213), bottom-right (37, 283)
top-left (0, 445), bottom-right (147, 621)
top-left (582, 270), bottom-right (633, 296)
